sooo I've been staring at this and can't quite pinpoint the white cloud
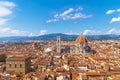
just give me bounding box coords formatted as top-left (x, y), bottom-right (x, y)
top-left (0, 27), bottom-right (10, 33)
top-left (0, 1), bottom-right (15, 25)
top-left (117, 9), bottom-right (120, 12)
top-left (83, 29), bottom-right (120, 35)
top-left (69, 12), bottom-right (92, 19)
top-left (106, 8), bottom-right (120, 23)
top-left (83, 30), bottom-right (95, 35)
top-left (46, 19), bottom-right (58, 23)
top-left (65, 30), bottom-right (97, 35)
top-left (0, 27), bottom-right (32, 36)
top-left (0, 18), bottom-right (7, 25)
top-left (110, 16), bottom-right (120, 23)
top-left (75, 7), bottom-right (83, 11)
top-left (66, 29), bottom-right (120, 35)
top-left (39, 30), bottom-right (47, 35)
top-left (107, 28), bottom-right (120, 34)
top-left (46, 7), bottom-right (91, 23)
top-left (0, 6), bottom-right (12, 17)
top-left (65, 32), bottom-right (79, 35)
top-left (60, 8), bottom-right (74, 16)
top-left (106, 10), bottom-right (115, 14)
top-left (0, 1), bottom-right (15, 8)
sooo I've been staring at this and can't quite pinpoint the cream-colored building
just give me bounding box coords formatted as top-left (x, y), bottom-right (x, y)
top-left (6, 55), bottom-right (31, 74)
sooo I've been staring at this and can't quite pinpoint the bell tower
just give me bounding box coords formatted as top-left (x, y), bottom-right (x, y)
top-left (57, 36), bottom-right (61, 53)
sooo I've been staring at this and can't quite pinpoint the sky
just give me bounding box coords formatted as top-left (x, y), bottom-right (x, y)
top-left (0, 0), bottom-right (120, 37)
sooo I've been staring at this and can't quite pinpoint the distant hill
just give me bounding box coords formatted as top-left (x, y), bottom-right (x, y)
top-left (35, 33), bottom-right (78, 41)
top-left (86, 34), bottom-right (120, 40)
top-left (0, 33), bottom-right (119, 41)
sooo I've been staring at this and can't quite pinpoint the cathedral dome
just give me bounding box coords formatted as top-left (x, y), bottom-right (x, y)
top-left (75, 33), bottom-right (87, 44)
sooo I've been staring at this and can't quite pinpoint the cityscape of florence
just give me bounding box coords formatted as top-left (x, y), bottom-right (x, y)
top-left (0, 0), bottom-right (120, 80)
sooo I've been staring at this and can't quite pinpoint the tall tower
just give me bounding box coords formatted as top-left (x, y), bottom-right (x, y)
top-left (57, 36), bottom-right (61, 53)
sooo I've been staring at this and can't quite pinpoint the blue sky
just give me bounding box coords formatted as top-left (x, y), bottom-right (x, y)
top-left (0, 0), bottom-right (120, 36)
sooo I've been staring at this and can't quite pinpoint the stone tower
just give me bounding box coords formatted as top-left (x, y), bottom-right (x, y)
top-left (57, 36), bottom-right (61, 53)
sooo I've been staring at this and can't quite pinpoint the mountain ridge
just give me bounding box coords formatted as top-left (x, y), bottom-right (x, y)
top-left (0, 33), bottom-right (119, 41)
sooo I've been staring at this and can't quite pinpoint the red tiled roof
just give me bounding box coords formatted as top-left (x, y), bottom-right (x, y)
top-left (75, 33), bottom-right (87, 44)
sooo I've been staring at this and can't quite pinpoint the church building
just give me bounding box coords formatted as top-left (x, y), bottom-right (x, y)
top-left (56, 33), bottom-right (95, 54)
top-left (75, 33), bottom-right (90, 53)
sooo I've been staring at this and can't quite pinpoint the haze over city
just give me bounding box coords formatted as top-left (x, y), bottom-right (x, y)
top-left (0, 0), bottom-right (120, 37)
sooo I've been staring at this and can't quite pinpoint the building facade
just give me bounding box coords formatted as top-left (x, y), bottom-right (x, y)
top-left (6, 55), bottom-right (31, 74)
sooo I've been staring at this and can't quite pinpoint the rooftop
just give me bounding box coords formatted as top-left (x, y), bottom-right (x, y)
top-left (75, 33), bottom-right (87, 44)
